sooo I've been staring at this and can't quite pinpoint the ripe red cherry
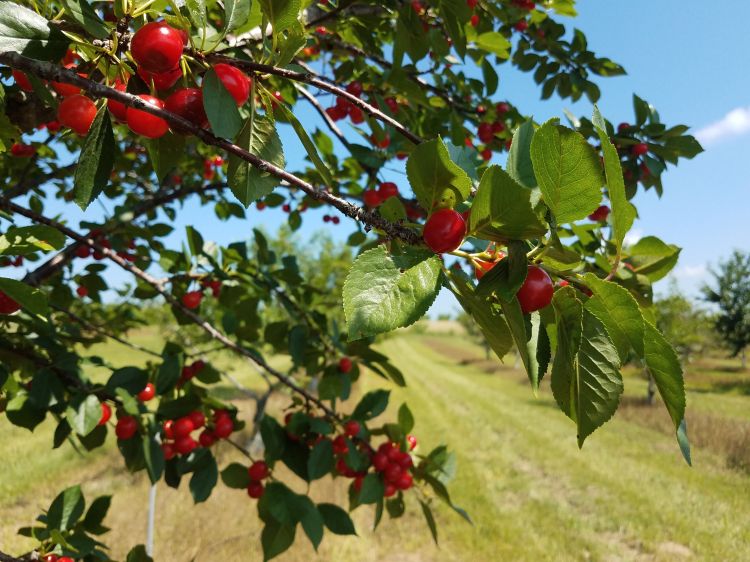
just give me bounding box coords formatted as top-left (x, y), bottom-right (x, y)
top-left (188, 410), bottom-right (206, 429)
top-left (384, 463), bottom-right (403, 483)
top-left (162, 442), bottom-right (176, 460)
top-left (0, 291), bottom-right (21, 314)
top-left (349, 106), bottom-right (365, 124)
top-left (363, 189), bottom-right (382, 208)
top-left (346, 81), bottom-right (363, 97)
top-left (106, 79), bottom-right (128, 122)
top-left (467, 0), bottom-right (478, 7)
top-left (617, 122), bottom-right (630, 133)
top-left (423, 209), bottom-right (467, 254)
top-left (378, 182), bottom-right (399, 200)
top-left (210, 63), bottom-right (251, 106)
top-left (58, 95), bottom-right (96, 136)
top-left (470, 14), bottom-right (480, 26)
top-left (516, 265), bottom-right (554, 314)
top-left (181, 290), bottom-right (203, 309)
top-left (338, 356), bottom-right (353, 373)
top-left (137, 382), bottom-right (156, 402)
top-left (395, 472), bottom-right (413, 490)
top-left (165, 88), bottom-right (208, 132)
top-left (344, 420), bottom-right (361, 437)
top-left (474, 259), bottom-right (496, 280)
top-left (58, 558), bottom-right (74, 562)
top-left (137, 65), bottom-right (182, 91)
top-left (213, 416), bottom-right (234, 438)
top-left (199, 429), bottom-right (216, 447)
top-left (372, 452), bottom-right (389, 472)
top-left (51, 64), bottom-right (84, 97)
top-left (632, 143), bottom-right (648, 156)
top-left (98, 402), bottom-right (112, 426)
top-left (126, 95), bottom-right (169, 138)
top-left (247, 481), bottom-right (265, 499)
top-left (173, 417), bottom-right (195, 438)
top-left (514, 20), bottom-right (529, 32)
top-left (557, 279), bottom-right (570, 288)
top-left (76, 285), bottom-right (88, 298)
top-left (175, 435), bottom-right (198, 455)
top-left (384, 483), bottom-right (397, 498)
top-left (588, 205), bottom-right (610, 222)
top-left (163, 419), bottom-right (175, 439)
top-left (385, 97), bottom-right (399, 113)
top-left (325, 106), bottom-right (346, 121)
top-left (492, 121), bottom-right (505, 133)
top-left (396, 451), bottom-right (413, 469)
top-left (130, 22), bottom-right (184, 73)
top-left (13, 70), bottom-right (33, 91)
top-left (478, 122), bottom-right (494, 144)
top-left (10, 143), bottom-right (36, 157)
top-left (42, 554), bottom-right (59, 562)
top-left (496, 102), bottom-right (510, 114)
top-left (332, 435), bottom-right (349, 455)
top-left (248, 461), bottom-right (270, 481)
top-left (407, 434), bottom-right (418, 450)
top-left (115, 416), bottom-right (138, 440)
top-left (481, 148), bottom-right (492, 162)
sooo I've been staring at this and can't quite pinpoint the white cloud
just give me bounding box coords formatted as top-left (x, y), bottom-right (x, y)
top-left (695, 106), bottom-right (750, 146)
top-left (623, 229), bottom-right (642, 247)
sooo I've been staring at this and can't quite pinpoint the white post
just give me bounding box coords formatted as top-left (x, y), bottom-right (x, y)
top-left (146, 483), bottom-right (157, 556)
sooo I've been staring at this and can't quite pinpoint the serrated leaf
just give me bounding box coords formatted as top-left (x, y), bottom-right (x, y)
top-left (628, 236), bottom-right (681, 281)
top-left (189, 450), bottom-right (218, 503)
top-left (0, 277), bottom-right (48, 316)
top-left (352, 390), bottom-right (390, 421)
top-left (475, 240), bottom-right (528, 301)
top-left (146, 132), bottom-right (185, 184)
top-left (470, 166), bottom-right (546, 241)
top-left (275, 101), bottom-right (333, 186)
top-left (406, 137), bottom-right (472, 212)
top-left (203, 69), bottom-right (243, 139)
top-left (294, 495), bottom-right (324, 550)
top-left (318, 503), bottom-right (356, 535)
top-left (62, 0), bottom-right (109, 39)
top-left (74, 107), bottom-right (116, 210)
top-left (186, 0), bottom-right (207, 30)
top-left (228, 115), bottom-right (284, 207)
top-left (507, 120), bottom-right (537, 188)
top-left (643, 320), bottom-right (685, 429)
top-left (343, 246), bottom-right (442, 340)
top-left (0, 2), bottom-right (70, 61)
top-left (379, 196), bottom-right (407, 222)
top-left (530, 119), bottom-right (604, 223)
top-left (143, 434), bottom-right (164, 485)
top-left (224, 0), bottom-right (251, 33)
top-left (258, 0), bottom-right (301, 35)
top-left (475, 31), bottom-right (511, 58)
top-left (0, 225), bottom-right (65, 254)
top-left (47, 485), bottom-right (85, 532)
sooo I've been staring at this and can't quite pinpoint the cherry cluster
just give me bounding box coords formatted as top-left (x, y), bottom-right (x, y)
top-left (180, 359), bottom-right (206, 384)
top-left (474, 102), bottom-right (512, 161)
top-left (0, 290), bottom-right (21, 314)
top-left (0, 255), bottom-right (24, 268)
top-left (181, 276), bottom-right (222, 309)
top-left (10, 142), bottom-right (37, 157)
top-left (42, 554), bottom-right (75, 562)
top-left (161, 408), bottom-right (236, 459)
top-left (246, 460), bottom-right (271, 499)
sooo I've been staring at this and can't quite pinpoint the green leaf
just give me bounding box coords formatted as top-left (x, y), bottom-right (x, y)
top-left (677, 418), bottom-right (692, 466)
top-left (406, 137), bottom-right (473, 212)
top-left (0, 2), bottom-right (69, 61)
top-left (0, 277), bottom-right (48, 316)
top-left (66, 394), bottom-right (101, 437)
top-left (221, 462), bottom-right (252, 489)
top-left (343, 246), bottom-right (442, 340)
top-left (106, 367), bottom-right (148, 395)
top-left (258, 0), bottom-right (301, 36)
top-left (0, 225), bottom-right (65, 255)
top-left (203, 69), bottom-right (243, 139)
top-left (475, 240), bottom-right (528, 301)
top-left (74, 107), bottom-right (116, 210)
top-left (628, 236), bottom-right (681, 281)
top-left (155, 354), bottom-right (182, 394)
top-left (397, 403), bottom-right (414, 434)
top-left (190, 450), bottom-right (218, 503)
top-left (318, 503), bottom-right (356, 535)
top-left (643, 320), bottom-right (685, 429)
top-left (358, 473), bottom-right (384, 504)
top-left (228, 115), bottom-right (284, 207)
top-left (275, 102), bottom-right (333, 186)
top-left (47, 485), bottom-right (85, 532)
top-left (352, 390), bottom-right (390, 421)
top-left (260, 416), bottom-right (286, 461)
top-left (261, 519), bottom-right (296, 562)
top-left (294, 495), bottom-right (324, 550)
top-left (186, 0), bottom-right (207, 31)
top-left (439, 0), bottom-right (470, 58)
top-left (146, 132), bottom-right (185, 184)
top-left (551, 289), bottom-right (623, 446)
top-left (224, 0), bottom-right (251, 33)
top-left (61, 0), bottom-right (109, 39)
top-left (419, 500), bottom-right (439, 545)
top-left (475, 31), bottom-right (511, 58)
top-left (379, 196), bottom-right (407, 223)
top-left (307, 438), bottom-right (334, 480)
top-left (499, 297), bottom-right (539, 383)
top-left (82, 495), bottom-right (111, 535)
top-left (469, 166), bottom-right (547, 240)
top-left (126, 545), bottom-right (153, 562)
top-left (592, 107), bottom-right (636, 256)
top-left (507, 120), bottom-right (537, 188)
top-left (143, 434), bottom-right (165, 485)
top-left (481, 58), bottom-right (498, 95)
top-left (530, 119), bottom-right (604, 223)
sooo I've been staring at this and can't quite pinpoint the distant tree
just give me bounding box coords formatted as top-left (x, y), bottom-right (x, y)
top-left (703, 251), bottom-right (750, 369)
top-left (656, 280), bottom-right (715, 362)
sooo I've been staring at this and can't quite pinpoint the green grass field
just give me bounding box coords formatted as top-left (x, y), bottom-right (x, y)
top-left (2, 328), bottom-right (749, 561)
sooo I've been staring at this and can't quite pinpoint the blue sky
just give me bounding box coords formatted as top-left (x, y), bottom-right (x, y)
top-left (14, 0), bottom-right (750, 317)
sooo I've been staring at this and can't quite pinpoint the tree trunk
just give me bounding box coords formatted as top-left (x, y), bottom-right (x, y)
top-left (742, 348), bottom-right (747, 370)
top-left (647, 371), bottom-right (656, 405)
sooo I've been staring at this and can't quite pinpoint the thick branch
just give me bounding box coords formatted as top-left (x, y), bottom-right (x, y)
top-left (0, 52), bottom-right (420, 248)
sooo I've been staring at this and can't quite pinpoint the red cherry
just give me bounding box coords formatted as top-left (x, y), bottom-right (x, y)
top-left (470, 14), bottom-right (480, 27)
top-left (10, 143), bottom-right (36, 157)
top-left (378, 182), bottom-right (399, 200)
top-left (175, 435), bottom-right (198, 455)
top-left (282, 203), bottom-right (291, 213)
top-left (478, 122), bottom-right (494, 144)
top-left (344, 420), bottom-right (361, 437)
top-left (247, 481), bottom-right (264, 499)
top-left (173, 417), bottom-right (195, 438)
top-left (42, 554), bottom-right (59, 562)
top-left (58, 558), bottom-right (74, 562)
top-left (588, 205), bottom-right (611, 222)
top-left (51, 64), bottom-right (84, 97)
top-left (349, 106), bottom-right (365, 124)
top-left (181, 290), bottom-right (203, 309)
top-left (138, 65), bottom-right (182, 91)
top-left (137, 382), bottom-right (156, 402)
top-left (353, 475), bottom-right (364, 492)
top-left (248, 461), bottom-right (270, 481)
top-left (363, 189), bottom-right (382, 208)
top-left (474, 259), bottom-right (498, 280)
top-left (76, 285), bottom-right (88, 298)
top-left (395, 472), bottom-right (413, 490)
top-left (423, 209), bottom-right (467, 254)
top-left (385, 97), bottom-right (399, 113)
top-left (338, 356), bottom-right (353, 373)
top-left (332, 435), bottom-right (349, 455)
top-left (13, 70), bottom-right (33, 92)
top-left (617, 122), bottom-right (630, 133)
top-left (98, 403), bottom-right (112, 426)
top-left (188, 410), bottom-right (206, 428)
top-left (396, 451), bottom-right (413, 469)
top-left (165, 88), bottom-right (208, 132)
top-left (372, 452), bottom-right (389, 472)
top-left (213, 408), bottom-right (230, 422)
top-left (126, 94), bottom-right (169, 138)
top-left (386, 445), bottom-right (402, 463)
top-left (384, 482), bottom-right (397, 497)
top-left (0, 291), bottom-right (21, 314)
top-left (74, 245), bottom-right (90, 259)
top-left (514, 20), bottom-right (529, 32)
top-left (384, 464), bottom-right (403, 484)
top-left (346, 81), bottom-right (363, 97)
top-left (325, 106), bottom-right (346, 121)
top-left (496, 102), bottom-right (510, 114)
top-left (481, 148), bottom-right (492, 162)
top-left (491, 121), bottom-right (505, 134)
top-left (407, 434), bottom-right (418, 450)
top-left (213, 416), bottom-right (234, 438)
top-left (210, 63), bottom-right (251, 106)
top-left (106, 79), bottom-right (128, 122)
top-left (516, 265), bottom-right (553, 314)
top-left (163, 420), bottom-right (175, 439)
top-left (130, 22), bottom-right (184, 73)
top-left (199, 429), bottom-right (216, 447)
top-left (162, 442), bottom-right (176, 460)
top-left (115, 416), bottom-right (138, 440)
top-left (632, 143), bottom-right (648, 156)
top-left (58, 95), bottom-right (96, 136)
top-left (557, 279), bottom-right (570, 287)
top-left (46, 120), bottom-right (62, 132)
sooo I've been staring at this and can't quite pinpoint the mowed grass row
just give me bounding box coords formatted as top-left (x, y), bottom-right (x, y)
top-left (1, 331), bottom-right (749, 561)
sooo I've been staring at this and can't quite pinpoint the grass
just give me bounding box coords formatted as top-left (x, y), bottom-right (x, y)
top-left (1, 329), bottom-right (750, 561)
